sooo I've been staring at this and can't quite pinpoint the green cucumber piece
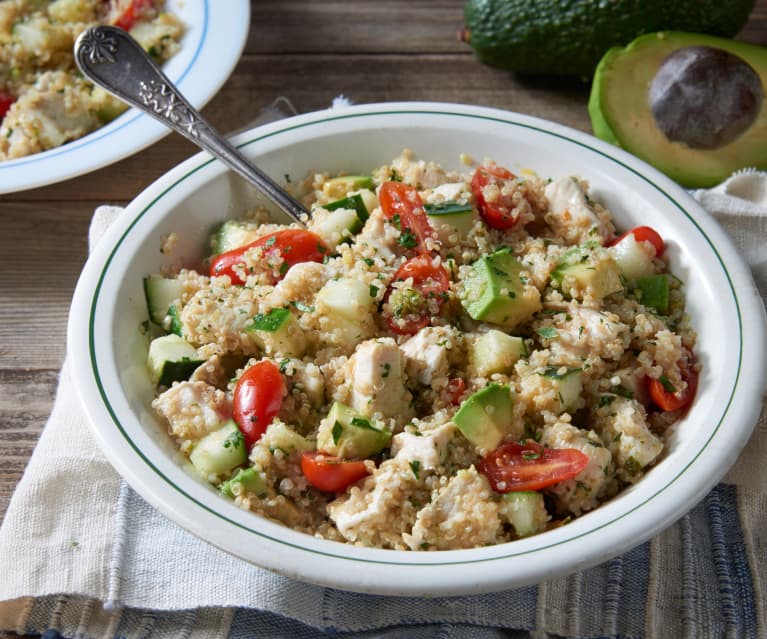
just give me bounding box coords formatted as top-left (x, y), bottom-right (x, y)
top-left (498, 491), bottom-right (548, 537)
top-left (551, 244), bottom-right (622, 300)
top-left (147, 334), bottom-right (204, 386)
top-left (425, 200), bottom-right (475, 238)
top-left (470, 330), bottom-right (528, 376)
top-left (246, 308), bottom-right (306, 357)
top-left (453, 384), bottom-right (515, 451)
top-left (325, 193), bottom-right (370, 226)
top-left (211, 220), bottom-right (261, 255)
top-left (144, 275), bottom-right (183, 326)
top-left (189, 420), bottom-right (247, 478)
top-left (538, 367), bottom-right (583, 413)
top-left (323, 175), bottom-right (374, 198)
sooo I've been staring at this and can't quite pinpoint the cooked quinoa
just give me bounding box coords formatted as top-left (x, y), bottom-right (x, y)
top-left (0, 0), bottom-right (183, 160)
top-left (145, 150), bottom-right (698, 550)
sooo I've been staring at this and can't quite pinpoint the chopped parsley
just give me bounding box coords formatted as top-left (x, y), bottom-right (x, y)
top-left (409, 460), bottom-right (421, 479)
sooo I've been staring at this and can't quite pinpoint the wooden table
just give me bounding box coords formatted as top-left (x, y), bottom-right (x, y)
top-left (1, 1), bottom-right (766, 635)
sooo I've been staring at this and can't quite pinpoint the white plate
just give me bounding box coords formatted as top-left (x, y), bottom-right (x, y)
top-left (0, 0), bottom-right (249, 194)
top-left (67, 103), bottom-right (767, 596)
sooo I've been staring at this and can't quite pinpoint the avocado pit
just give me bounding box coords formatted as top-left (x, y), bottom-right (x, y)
top-left (649, 46), bottom-right (763, 150)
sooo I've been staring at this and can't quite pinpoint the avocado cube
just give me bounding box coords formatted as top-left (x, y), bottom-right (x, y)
top-left (470, 330), bottom-right (528, 376)
top-left (316, 402), bottom-right (391, 459)
top-left (460, 248), bottom-right (542, 329)
top-left (551, 245), bottom-right (622, 300)
top-left (219, 467), bottom-right (267, 499)
top-left (453, 384), bottom-right (515, 452)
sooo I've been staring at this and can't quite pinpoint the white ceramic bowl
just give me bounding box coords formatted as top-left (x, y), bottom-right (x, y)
top-left (0, 0), bottom-right (250, 193)
top-left (67, 102), bottom-right (767, 596)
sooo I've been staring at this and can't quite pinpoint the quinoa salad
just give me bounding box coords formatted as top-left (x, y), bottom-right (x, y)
top-left (143, 150), bottom-right (698, 550)
top-left (0, 0), bottom-right (183, 160)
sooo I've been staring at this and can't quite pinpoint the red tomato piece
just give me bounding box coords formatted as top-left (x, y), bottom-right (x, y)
top-left (384, 255), bottom-right (450, 335)
top-left (301, 452), bottom-right (370, 492)
top-left (647, 350), bottom-right (698, 412)
top-left (209, 229), bottom-right (330, 285)
top-left (471, 165), bottom-right (521, 230)
top-left (446, 377), bottom-right (466, 405)
top-left (611, 226), bottom-right (665, 257)
top-left (0, 91), bottom-right (15, 119)
top-left (110, 0), bottom-right (154, 31)
top-left (478, 440), bottom-right (589, 493)
top-left (233, 361), bottom-right (285, 449)
top-left (378, 181), bottom-right (435, 253)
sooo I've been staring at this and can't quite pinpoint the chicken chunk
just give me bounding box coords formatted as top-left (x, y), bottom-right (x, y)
top-left (547, 306), bottom-right (630, 365)
top-left (152, 381), bottom-right (232, 441)
top-left (399, 326), bottom-right (458, 386)
top-left (346, 338), bottom-right (414, 424)
top-left (539, 421), bottom-right (613, 516)
top-left (544, 177), bottom-right (611, 245)
top-left (391, 422), bottom-right (457, 471)
top-left (404, 467), bottom-right (501, 550)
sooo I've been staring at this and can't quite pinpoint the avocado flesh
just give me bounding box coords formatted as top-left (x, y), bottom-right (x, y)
top-left (463, 0), bottom-right (755, 78)
top-left (589, 32), bottom-right (767, 188)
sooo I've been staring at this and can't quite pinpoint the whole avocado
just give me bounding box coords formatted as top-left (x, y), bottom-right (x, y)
top-left (463, 0), bottom-right (756, 78)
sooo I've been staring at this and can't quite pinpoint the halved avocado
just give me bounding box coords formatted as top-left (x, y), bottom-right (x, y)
top-left (589, 32), bottom-right (767, 188)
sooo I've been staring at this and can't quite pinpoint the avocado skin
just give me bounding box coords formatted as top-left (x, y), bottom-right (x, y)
top-left (463, 0), bottom-right (755, 78)
top-left (589, 32), bottom-right (767, 188)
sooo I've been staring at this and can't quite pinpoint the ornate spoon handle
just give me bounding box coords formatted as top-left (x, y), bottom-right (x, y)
top-left (74, 25), bottom-right (307, 225)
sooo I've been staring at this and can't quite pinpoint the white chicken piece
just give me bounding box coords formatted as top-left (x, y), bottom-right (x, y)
top-left (328, 458), bottom-right (426, 548)
top-left (152, 381), bottom-right (232, 441)
top-left (347, 338), bottom-right (414, 423)
top-left (544, 177), bottom-right (610, 245)
top-left (391, 422), bottom-right (457, 471)
top-left (264, 261), bottom-right (333, 310)
top-left (404, 467), bottom-right (501, 550)
top-left (549, 306), bottom-right (630, 364)
top-left (595, 397), bottom-right (663, 482)
top-left (539, 421), bottom-right (613, 516)
top-left (399, 326), bottom-right (456, 386)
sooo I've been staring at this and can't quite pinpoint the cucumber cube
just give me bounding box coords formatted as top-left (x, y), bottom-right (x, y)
top-left (190, 420), bottom-right (247, 479)
top-left (470, 330), bottom-right (528, 376)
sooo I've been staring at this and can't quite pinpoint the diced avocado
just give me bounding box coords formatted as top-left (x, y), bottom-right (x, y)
top-left (453, 384), bottom-right (515, 452)
top-left (211, 219), bottom-right (261, 255)
top-left (263, 421), bottom-right (314, 454)
top-left (322, 175), bottom-right (375, 199)
top-left (459, 248), bottom-right (542, 329)
top-left (189, 420), bottom-right (247, 479)
top-left (590, 32), bottom-right (767, 187)
top-left (635, 274), bottom-right (670, 314)
top-left (144, 275), bottom-right (183, 326)
top-left (462, 0), bottom-right (755, 78)
top-left (424, 201), bottom-right (475, 242)
top-left (498, 491), bottom-right (549, 537)
top-left (219, 467), bottom-right (267, 498)
top-left (538, 367), bottom-right (583, 413)
top-left (470, 330), bottom-right (527, 377)
top-left (246, 308), bottom-right (307, 357)
top-left (551, 244), bottom-right (622, 300)
top-left (147, 334), bottom-right (204, 386)
top-left (316, 402), bottom-right (391, 459)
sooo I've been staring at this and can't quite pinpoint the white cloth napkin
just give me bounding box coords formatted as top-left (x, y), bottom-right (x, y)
top-left (1, 171), bottom-right (766, 639)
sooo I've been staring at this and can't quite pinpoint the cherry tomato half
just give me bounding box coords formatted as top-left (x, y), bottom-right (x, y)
top-left (0, 91), bottom-right (15, 119)
top-left (210, 229), bottom-right (329, 285)
top-left (446, 377), bottom-right (466, 405)
top-left (233, 360), bottom-right (285, 449)
top-left (611, 226), bottom-right (664, 257)
top-left (109, 0), bottom-right (153, 31)
top-left (301, 452), bottom-right (370, 492)
top-left (384, 255), bottom-right (450, 335)
top-left (379, 181), bottom-right (435, 253)
top-left (471, 165), bottom-right (521, 230)
top-left (478, 440), bottom-right (589, 493)
top-left (647, 350), bottom-right (698, 412)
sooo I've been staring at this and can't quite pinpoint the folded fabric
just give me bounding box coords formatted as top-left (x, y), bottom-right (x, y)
top-left (0, 171), bottom-right (765, 639)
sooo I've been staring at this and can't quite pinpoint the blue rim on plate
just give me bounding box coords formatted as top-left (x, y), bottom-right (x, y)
top-left (68, 103), bottom-right (767, 595)
top-left (0, 0), bottom-right (250, 193)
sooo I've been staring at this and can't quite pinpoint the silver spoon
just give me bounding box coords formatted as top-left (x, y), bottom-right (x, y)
top-left (74, 25), bottom-right (307, 225)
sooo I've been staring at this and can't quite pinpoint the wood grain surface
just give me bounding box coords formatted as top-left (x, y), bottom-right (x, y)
top-left (1, 0), bottom-right (766, 635)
